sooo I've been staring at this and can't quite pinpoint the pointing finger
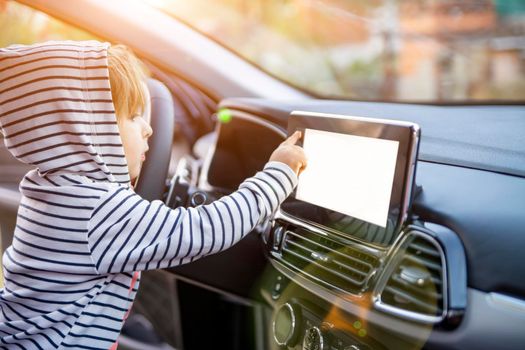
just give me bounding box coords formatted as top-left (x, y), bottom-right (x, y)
top-left (282, 131), bottom-right (302, 146)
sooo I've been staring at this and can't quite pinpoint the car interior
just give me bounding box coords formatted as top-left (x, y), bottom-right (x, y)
top-left (1, 1), bottom-right (524, 350)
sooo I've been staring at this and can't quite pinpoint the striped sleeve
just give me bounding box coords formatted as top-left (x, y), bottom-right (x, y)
top-left (86, 161), bottom-right (297, 274)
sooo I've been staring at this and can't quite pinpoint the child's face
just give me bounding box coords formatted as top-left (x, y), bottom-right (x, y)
top-left (118, 110), bottom-right (153, 182)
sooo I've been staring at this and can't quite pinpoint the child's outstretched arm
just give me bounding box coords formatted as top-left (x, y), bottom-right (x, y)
top-left (86, 132), bottom-right (306, 274)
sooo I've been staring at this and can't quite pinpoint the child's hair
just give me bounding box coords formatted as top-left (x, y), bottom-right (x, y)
top-left (107, 44), bottom-right (148, 121)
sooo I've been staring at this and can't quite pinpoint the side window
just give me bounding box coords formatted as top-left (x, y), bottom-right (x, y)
top-left (0, 1), bottom-right (99, 47)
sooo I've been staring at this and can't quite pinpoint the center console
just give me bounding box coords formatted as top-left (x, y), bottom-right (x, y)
top-left (257, 111), bottom-right (462, 349)
top-left (166, 109), bottom-right (467, 350)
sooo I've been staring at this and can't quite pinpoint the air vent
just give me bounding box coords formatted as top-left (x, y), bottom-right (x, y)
top-left (273, 228), bottom-right (379, 294)
top-left (379, 235), bottom-right (445, 319)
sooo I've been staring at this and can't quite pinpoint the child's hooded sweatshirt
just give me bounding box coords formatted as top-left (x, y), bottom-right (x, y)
top-left (0, 41), bottom-right (296, 349)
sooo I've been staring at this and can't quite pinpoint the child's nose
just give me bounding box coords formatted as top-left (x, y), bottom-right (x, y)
top-left (142, 120), bottom-right (153, 138)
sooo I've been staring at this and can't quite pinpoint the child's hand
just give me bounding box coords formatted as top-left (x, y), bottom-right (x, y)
top-left (269, 131), bottom-right (307, 176)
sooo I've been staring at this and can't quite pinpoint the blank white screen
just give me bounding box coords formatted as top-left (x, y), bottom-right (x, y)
top-left (296, 129), bottom-right (399, 228)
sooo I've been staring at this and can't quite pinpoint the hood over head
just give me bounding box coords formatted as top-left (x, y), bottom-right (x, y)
top-left (0, 40), bottom-right (130, 185)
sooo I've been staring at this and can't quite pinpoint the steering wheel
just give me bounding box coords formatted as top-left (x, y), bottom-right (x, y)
top-left (135, 78), bottom-right (175, 201)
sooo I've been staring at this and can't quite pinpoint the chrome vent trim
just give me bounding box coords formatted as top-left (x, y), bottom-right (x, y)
top-left (272, 227), bottom-right (380, 295)
top-left (374, 231), bottom-right (447, 323)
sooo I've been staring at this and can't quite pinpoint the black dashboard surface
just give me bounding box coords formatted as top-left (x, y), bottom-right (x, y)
top-left (221, 98), bottom-right (525, 177)
top-left (217, 98), bottom-right (525, 297)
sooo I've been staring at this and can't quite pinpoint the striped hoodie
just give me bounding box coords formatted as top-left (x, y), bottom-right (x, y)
top-left (0, 41), bottom-right (297, 349)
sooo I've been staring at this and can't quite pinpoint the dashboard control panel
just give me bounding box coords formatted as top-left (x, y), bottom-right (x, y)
top-left (270, 296), bottom-right (381, 350)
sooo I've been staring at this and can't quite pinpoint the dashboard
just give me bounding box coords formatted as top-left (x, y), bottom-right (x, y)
top-left (185, 98), bottom-right (525, 350)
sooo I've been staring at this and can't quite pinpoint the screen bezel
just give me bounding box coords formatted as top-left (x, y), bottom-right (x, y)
top-left (282, 111), bottom-right (420, 247)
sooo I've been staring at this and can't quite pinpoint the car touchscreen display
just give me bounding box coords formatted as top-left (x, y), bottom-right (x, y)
top-left (281, 111), bottom-right (420, 247)
top-left (297, 128), bottom-right (399, 228)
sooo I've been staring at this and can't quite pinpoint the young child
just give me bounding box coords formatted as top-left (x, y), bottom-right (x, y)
top-left (0, 41), bottom-right (306, 349)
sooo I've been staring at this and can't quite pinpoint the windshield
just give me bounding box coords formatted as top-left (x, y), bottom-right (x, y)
top-left (147, 0), bottom-right (525, 103)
